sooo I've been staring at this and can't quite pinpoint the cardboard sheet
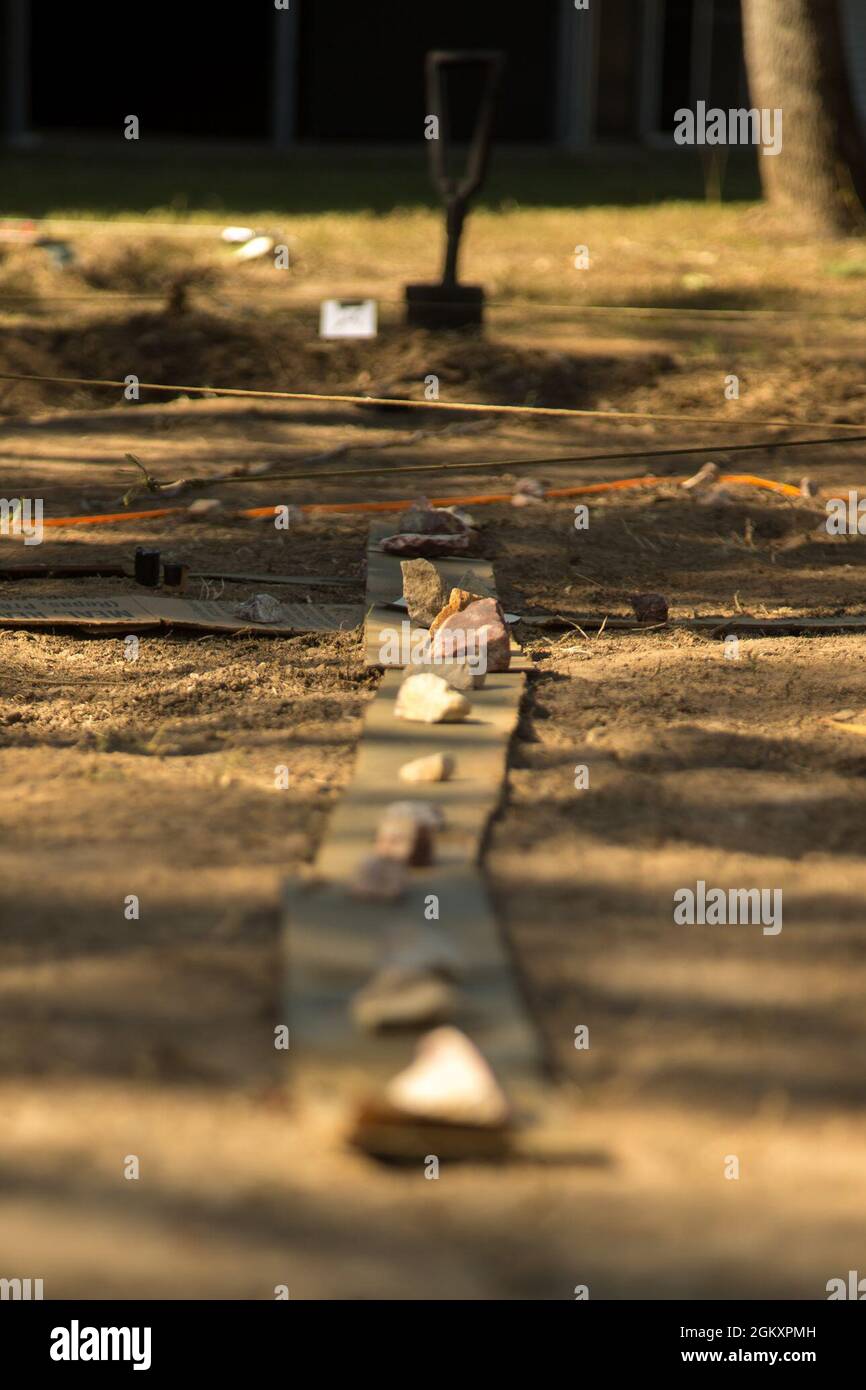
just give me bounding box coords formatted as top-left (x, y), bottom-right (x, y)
top-left (284, 668), bottom-right (546, 1109)
top-left (522, 612), bottom-right (866, 635)
top-left (0, 594), bottom-right (364, 634)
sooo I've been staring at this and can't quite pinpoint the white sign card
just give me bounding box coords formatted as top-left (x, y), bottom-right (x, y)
top-left (319, 298), bottom-right (378, 339)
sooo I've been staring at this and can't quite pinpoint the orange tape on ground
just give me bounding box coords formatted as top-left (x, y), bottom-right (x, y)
top-left (41, 506), bottom-right (184, 528)
top-left (30, 473), bottom-right (803, 531)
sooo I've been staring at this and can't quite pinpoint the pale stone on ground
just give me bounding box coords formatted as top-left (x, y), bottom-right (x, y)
top-left (399, 753), bottom-right (456, 783)
top-left (384, 1026), bottom-right (510, 1126)
top-left (394, 673), bottom-right (471, 723)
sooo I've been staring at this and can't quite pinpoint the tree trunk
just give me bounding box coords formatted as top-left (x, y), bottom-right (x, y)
top-left (741, 0), bottom-right (866, 236)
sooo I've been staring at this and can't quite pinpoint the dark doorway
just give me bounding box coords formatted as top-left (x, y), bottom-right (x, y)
top-left (29, 0), bottom-right (272, 139)
top-left (595, 0), bottom-right (641, 139)
top-left (296, 0), bottom-right (557, 141)
top-left (660, 0), bottom-right (694, 131)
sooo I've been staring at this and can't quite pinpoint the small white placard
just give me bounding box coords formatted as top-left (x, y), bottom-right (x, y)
top-left (319, 298), bottom-right (378, 339)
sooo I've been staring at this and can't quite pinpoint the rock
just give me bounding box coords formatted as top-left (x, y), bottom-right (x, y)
top-left (397, 500), bottom-right (468, 535)
top-left (233, 234), bottom-right (275, 261)
top-left (402, 659), bottom-right (485, 691)
top-left (234, 593), bottom-right (285, 624)
top-left (513, 476), bottom-right (545, 497)
top-left (511, 476), bottom-right (545, 507)
top-left (352, 968), bottom-right (457, 1032)
top-left (384, 1026), bottom-right (510, 1126)
top-left (630, 592), bottom-right (668, 624)
top-left (383, 800), bottom-right (445, 833)
top-left (385, 923), bottom-right (460, 977)
top-left (430, 597), bottom-right (511, 673)
top-left (399, 753), bottom-right (456, 783)
top-left (428, 586), bottom-right (487, 637)
top-left (394, 673), bottom-right (471, 723)
top-left (221, 226), bottom-right (256, 243)
top-left (186, 498), bottom-right (223, 516)
top-left (348, 854), bottom-right (406, 901)
top-left (443, 506), bottom-right (476, 529)
top-left (400, 558), bottom-right (449, 626)
top-left (380, 531), bottom-right (472, 558)
top-left (681, 461), bottom-right (719, 492)
top-left (375, 806), bottom-right (435, 867)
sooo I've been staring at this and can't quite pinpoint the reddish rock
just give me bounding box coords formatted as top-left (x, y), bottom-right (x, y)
top-left (430, 596), bottom-right (511, 673)
top-left (380, 531), bottom-right (472, 558)
top-left (376, 807), bottom-right (434, 867)
top-left (630, 592), bottom-right (668, 624)
top-left (349, 854), bottom-right (406, 901)
top-left (428, 586), bottom-right (487, 636)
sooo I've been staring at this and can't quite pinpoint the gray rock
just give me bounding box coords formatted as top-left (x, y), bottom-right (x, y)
top-left (400, 558), bottom-right (449, 627)
top-left (397, 503), bottom-right (468, 535)
top-left (234, 593), bottom-right (285, 624)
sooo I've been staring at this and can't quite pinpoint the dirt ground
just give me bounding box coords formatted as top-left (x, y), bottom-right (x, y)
top-left (3, 215), bottom-right (866, 1297)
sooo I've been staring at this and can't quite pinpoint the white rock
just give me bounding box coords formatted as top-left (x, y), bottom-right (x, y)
top-left (394, 673), bottom-right (470, 724)
top-left (399, 753), bottom-right (455, 783)
top-left (221, 225), bottom-right (256, 243)
top-left (233, 235), bottom-right (275, 261)
top-left (384, 1026), bottom-right (510, 1126)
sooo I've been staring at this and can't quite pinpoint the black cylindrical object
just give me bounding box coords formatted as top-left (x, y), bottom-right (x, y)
top-left (134, 548), bottom-right (161, 587)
